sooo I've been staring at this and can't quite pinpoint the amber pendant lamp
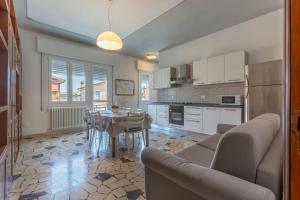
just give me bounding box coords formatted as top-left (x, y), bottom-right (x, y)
top-left (97, 0), bottom-right (123, 50)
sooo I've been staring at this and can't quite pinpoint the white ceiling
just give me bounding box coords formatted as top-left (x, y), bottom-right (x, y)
top-left (15, 0), bottom-right (283, 61)
top-left (26, 0), bottom-right (184, 39)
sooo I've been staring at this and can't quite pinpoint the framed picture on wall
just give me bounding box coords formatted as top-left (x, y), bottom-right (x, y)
top-left (115, 79), bottom-right (135, 96)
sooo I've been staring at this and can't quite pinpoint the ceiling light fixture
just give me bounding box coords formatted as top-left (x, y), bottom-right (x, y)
top-left (146, 53), bottom-right (158, 60)
top-left (97, 0), bottom-right (123, 51)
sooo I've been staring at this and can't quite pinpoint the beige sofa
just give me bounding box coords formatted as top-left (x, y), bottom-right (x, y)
top-left (142, 113), bottom-right (282, 200)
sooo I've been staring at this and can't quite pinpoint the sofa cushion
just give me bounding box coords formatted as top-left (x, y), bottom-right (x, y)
top-left (197, 133), bottom-right (222, 150)
top-left (176, 145), bottom-right (215, 167)
top-left (217, 124), bottom-right (236, 134)
top-left (211, 113), bottom-right (280, 183)
top-left (256, 130), bottom-right (282, 199)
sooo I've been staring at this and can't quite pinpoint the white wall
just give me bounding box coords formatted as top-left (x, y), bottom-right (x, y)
top-left (20, 28), bottom-right (158, 135)
top-left (112, 55), bottom-right (158, 109)
top-left (159, 9), bottom-right (284, 66)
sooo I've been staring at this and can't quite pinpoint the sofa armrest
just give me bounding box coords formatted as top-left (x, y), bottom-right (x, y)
top-left (142, 147), bottom-right (275, 200)
top-left (217, 123), bottom-right (236, 134)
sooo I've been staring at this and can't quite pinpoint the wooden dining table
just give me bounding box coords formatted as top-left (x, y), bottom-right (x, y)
top-left (90, 110), bottom-right (151, 157)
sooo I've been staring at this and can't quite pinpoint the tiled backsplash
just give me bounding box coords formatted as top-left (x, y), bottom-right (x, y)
top-left (156, 82), bottom-right (244, 103)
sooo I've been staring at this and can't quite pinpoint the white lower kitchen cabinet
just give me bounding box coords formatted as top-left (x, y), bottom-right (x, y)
top-left (184, 119), bottom-right (203, 133)
top-left (219, 108), bottom-right (242, 125)
top-left (148, 105), bottom-right (157, 124)
top-left (156, 114), bottom-right (169, 126)
top-left (184, 106), bottom-right (203, 132)
top-left (152, 105), bottom-right (169, 126)
top-left (203, 107), bottom-right (220, 135)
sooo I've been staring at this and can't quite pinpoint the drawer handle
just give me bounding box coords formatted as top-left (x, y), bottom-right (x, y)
top-left (205, 108), bottom-right (217, 110)
top-left (186, 120), bottom-right (201, 123)
top-left (223, 109), bottom-right (238, 111)
top-left (185, 113), bottom-right (201, 115)
top-left (158, 116), bottom-right (168, 118)
top-left (209, 81), bottom-right (222, 84)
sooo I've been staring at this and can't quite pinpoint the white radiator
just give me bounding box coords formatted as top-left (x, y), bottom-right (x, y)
top-left (49, 107), bottom-right (86, 130)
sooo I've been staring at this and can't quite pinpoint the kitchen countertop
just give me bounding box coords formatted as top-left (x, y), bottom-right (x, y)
top-left (149, 102), bottom-right (244, 108)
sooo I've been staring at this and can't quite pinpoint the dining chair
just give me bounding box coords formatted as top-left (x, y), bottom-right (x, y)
top-left (92, 112), bottom-right (111, 155)
top-left (123, 112), bottom-right (146, 151)
top-left (83, 109), bottom-right (92, 140)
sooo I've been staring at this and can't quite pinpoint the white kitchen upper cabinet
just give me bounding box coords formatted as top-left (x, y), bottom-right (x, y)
top-left (153, 71), bottom-right (159, 89)
top-left (154, 68), bottom-right (171, 89)
top-left (203, 107), bottom-right (220, 135)
top-left (220, 108), bottom-right (242, 125)
top-left (207, 55), bottom-right (225, 84)
top-left (162, 68), bottom-right (171, 88)
top-left (225, 51), bottom-right (245, 83)
top-left (193, 60), bottom-right (207, 85)
top-left (148, 105), bottom-right (157, 123)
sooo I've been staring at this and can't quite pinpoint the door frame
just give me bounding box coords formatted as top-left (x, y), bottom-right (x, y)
top-left (285, 0), bottom-right (300, 199)
top-left (284, 0), bottom-right (290, 199)
top-left (138, 70), bottom-right (152, 111)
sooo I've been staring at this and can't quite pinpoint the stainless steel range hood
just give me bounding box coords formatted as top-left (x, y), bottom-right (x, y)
top-left (170, 64), bottom-right (192, 86)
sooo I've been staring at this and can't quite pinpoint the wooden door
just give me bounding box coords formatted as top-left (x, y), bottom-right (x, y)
top-left (290, 0), bottom-right (300, 199)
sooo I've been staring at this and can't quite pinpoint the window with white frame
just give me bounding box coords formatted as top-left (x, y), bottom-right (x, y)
top-left (46, 55), bottom-right (111, 109)
top-left (50, 59), bottom-right (69, 102)
top-left (92, 65), bottom-right (108, 110)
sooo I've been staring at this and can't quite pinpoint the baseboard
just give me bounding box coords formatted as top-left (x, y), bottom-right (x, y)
top-left (22, 127), bottom-right (87, 138)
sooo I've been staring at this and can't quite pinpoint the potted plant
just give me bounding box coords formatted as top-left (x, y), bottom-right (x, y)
top-left (111, 105), bottom-right (119, 113)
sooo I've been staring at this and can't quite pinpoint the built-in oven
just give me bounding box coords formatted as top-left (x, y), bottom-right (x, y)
top-left (220, 95), bottom-right (244, 105)
top-left (169, 105), bottom-right (184, 126)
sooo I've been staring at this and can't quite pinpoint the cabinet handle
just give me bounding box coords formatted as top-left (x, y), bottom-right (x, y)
top-left (186, 119), bottom-right (201, 123)
top-left (185, 107), bottom-right (201, 110)
top-left (205, 107), bottom-right (217, 110)
top-left (158, 116), bottom-right (167, 118)
top-left (185, 113), bottom-right (201, 116)
top-left (209, 81), bottom-right (222, 84)
top-left (223, 108), bottom-right (238, 111)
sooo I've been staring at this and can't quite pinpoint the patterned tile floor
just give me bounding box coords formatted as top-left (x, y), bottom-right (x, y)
top-left (8, 127), bottom-right (207, 200)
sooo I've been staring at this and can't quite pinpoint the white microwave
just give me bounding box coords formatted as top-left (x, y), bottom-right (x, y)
top-left (220, 95), bottom-right (244, 105)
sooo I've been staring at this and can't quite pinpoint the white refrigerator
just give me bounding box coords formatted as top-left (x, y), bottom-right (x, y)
top-left (244, 59), bottom-right (283, 121)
